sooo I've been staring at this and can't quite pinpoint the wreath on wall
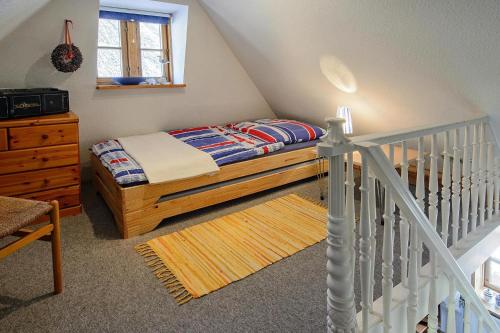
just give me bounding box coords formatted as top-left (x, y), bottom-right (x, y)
top-left (51, 20), bottom-right (83, 73)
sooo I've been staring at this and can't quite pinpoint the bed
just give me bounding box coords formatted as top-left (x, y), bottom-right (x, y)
top-left (91, 119), bottom-right (327, 238)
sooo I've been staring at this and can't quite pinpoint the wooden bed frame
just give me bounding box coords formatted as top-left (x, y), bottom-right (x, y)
top-left (91, 146), bottom-right (324, 238)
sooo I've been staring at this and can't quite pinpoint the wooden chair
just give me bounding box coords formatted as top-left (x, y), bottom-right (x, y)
top-left (0, 196), bottom-right (63, 294)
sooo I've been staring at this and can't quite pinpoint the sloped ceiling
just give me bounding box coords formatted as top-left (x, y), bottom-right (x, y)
top-left (199, 0), bottom-right (500, 135)
top-left (0, 0), bottom-right (51, 41)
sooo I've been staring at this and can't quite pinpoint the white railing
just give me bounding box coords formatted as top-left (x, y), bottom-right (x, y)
top-left (318, 115), bottom-right (500, 333)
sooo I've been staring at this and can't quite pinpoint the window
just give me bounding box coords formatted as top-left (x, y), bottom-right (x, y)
top-left (485, 247), bottom-right (500, 292)
top-left (97, 10), bottom-right (172, 83)
top-left (97, 18), bottom-right (123, 77)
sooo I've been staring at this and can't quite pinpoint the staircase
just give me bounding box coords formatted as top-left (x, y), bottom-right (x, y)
top-left (318, 116), bottom-right (500, 333)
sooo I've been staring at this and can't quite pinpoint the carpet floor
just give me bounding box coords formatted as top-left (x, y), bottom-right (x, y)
top-left (0, 178), bottom-right (404, 332)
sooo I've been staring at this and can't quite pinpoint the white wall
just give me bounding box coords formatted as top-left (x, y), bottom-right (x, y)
top-left (0, 0), bottom-right (50, 41)
top-left (199, 0), bottom-right (500, 136)
top-left (0, 0), bottom-right (274, 169)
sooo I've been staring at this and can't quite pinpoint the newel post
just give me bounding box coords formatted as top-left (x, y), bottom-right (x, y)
top-left (319, 118), bottom-right (357, 333)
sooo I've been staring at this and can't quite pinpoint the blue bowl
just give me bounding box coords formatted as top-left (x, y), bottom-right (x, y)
top-left (112, 77), bottom-right (145, 85)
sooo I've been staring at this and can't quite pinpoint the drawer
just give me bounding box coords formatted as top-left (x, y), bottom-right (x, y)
top-left (9, 123), bottom-right (78, 149)
top-left (18, 185), bottom-right (80, 209)
top-left (0, 129), bottom-right (6, 151)
top-left (0, 144), bottom-right (79, 175)
top-left (0, 165), bottom-right (80, 196)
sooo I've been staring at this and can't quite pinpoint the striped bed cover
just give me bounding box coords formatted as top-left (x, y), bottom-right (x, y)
top-left (92, 119), bottom-right (326, 185)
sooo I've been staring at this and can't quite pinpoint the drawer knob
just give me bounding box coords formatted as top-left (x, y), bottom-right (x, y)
top-left (41, 134), bottom-right (49, 140)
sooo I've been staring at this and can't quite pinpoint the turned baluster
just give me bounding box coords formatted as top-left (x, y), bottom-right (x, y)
top-left (359, 155), bottom-right (371, 333)
top-left (428, 134), bottom-right (439, 231)
top-left (477, 318), bottom-right (483, 333)
top-left (470, 123), bottom-right (480, 233)
top-left (389, 144), bottom-right (395, 223)
top-left (461, 126), bottom-right (471, 241)
top-left (368, 169), bottom-right (377, 311)
top-left (452, 128), bottom-right (462, 244)
top-left (416, 137), bottom-right (425, 271)
top-left (346, 152), bottom-right (356, 278)
top-left (478, 122), bottom-right (487, 226)
top-left (323, 118), bottom-right (356, 333)
top-left (399, 141), bottom-right (410, 286)
top-left (382, 144), bottom-right (395, 333)
top-left (486, 142), bottom-right (494, 220)
top-left (446, 277), bottom-right (456, 333)
top-left (495, 157), bottom-right (500, 216)
top-left (427, 134), bottom-right (439, 333)
top-left (406, 220), bottom-right (419, 333)
top-left (463, 297), bottom-right (471, 333)
top-left (441, 131), bottom-right (451, 245)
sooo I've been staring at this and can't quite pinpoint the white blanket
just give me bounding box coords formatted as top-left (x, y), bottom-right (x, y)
top-left (117, 132), bottom-right (220, 184)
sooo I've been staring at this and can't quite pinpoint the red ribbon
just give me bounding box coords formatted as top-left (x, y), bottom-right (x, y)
top-left (64, 19), bottom-right (74, 61)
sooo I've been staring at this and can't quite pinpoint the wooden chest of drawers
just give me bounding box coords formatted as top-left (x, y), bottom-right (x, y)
top-left (0, 112), bottom-right (81, 218)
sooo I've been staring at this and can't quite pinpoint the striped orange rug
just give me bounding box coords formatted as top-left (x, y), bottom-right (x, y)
top-left (135, 194), bottom-right (327, 304)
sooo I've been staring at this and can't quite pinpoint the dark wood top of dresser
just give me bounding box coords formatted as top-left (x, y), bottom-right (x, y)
top-left (0, 112), bottom-right (78, 128)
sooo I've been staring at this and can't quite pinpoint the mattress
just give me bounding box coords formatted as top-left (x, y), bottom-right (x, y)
top-left (94, 139), bottom-right (320, 187)
top-left (92, 119), bottom-right (325, 186)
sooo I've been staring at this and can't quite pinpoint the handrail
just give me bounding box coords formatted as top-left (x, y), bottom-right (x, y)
top-left (318, 115), bottom-right (489, 159)
top-left (360, 144), bottom-right (498, 331)
top-left (350, 114), bottom-right (488, 146)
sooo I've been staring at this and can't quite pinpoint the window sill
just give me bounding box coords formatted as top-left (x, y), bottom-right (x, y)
top-left (477, 287), bottom-right (500, 319)
top-left (95, 83), bottom-right (186, 90)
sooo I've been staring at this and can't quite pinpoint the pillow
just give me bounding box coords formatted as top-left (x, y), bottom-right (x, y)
top-left (92, 140), bottom-right (148, 185)
top-left (227, 119), bottom-right (326, 144)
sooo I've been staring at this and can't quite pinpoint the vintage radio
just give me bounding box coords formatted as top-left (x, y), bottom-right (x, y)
top-left (0, 88), bottom-right (69, 119)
